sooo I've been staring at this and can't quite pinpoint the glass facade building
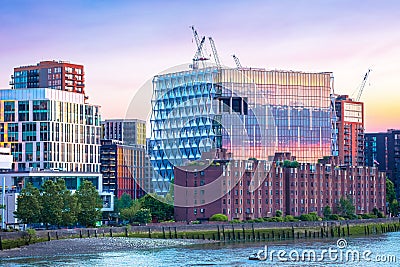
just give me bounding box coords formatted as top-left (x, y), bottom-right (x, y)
top-left (365, 129), bottom-right (400, 196)
top-left (0, 88), bottom-right (101, 172)
top-left (101, 119), bottom-right (146, 146)
top-left (150, 67), bottom-right (334, 193)
top-left (100, 139), bottom-right (147, 199)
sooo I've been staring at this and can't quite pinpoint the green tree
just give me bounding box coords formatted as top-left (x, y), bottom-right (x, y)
top-left (133, 208), bottom-right (152, 224)
top-left (76, 180), bottom-right (103, 227)
top-left (209, 213), bottom-right (228, 222)
top-left (337, 196), bottom-right (355, 218)
top-left (120, 199), bottom-right (142, 223)
top-left (14, 183), bottom-right (42, 225)
top-left (323, 205), bottom-right (332, 219)
top-left (140, 194), bottom-right (173, 222)
top-left (164, 179), bottom-right (174, 206)
top-left (115, 193), bottom-right (133, 212)
top-left (386, 178), bottom-right (399, 215)
top-left (57, 180), bottom-right (80, 227)
top-left (41, 180), bottom-right (64, 228)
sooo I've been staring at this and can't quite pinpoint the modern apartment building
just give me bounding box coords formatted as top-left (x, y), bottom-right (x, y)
top-left (0, 88), bottom-right (101, 172)
top-left (335, 95), bottom-right (364, 166)
top-left (102, 119), bottom-right (146, 146)
top-left (100, 139), bottom-right (147, 199)
top-left (174, 151), bottom-right (386, 221)
top-left (10, 60), bottom-right (85, 94)
top-left (365, 129), bottom-right (400, 196)
top-left (150, 67), bottom-right (335, 193)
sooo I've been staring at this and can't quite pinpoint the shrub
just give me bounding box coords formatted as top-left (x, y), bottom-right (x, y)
top-left (209, 213), bottom-right (228, 222)
top-left (299, 214), bottom-right (313, 221)
top-left (22, 229), bottom-right (36, 244)
top-left (345, 214), bottom-right (358, 220)
top-left (299, 212), bottom-right (320, 221)
top-left (275, 210), bottom-right (283, 217)
top-left (254, 218), bottom-right (264, 223)
top-left (290, 161), bottom-right (299, 168)
top-left (284, 215), bottom-right (298, 222)
top-left (329, 214), bottom-right (340, 220)
top-left (361, 213), bottom-right (377, 219)
top-left (230, 219), bottom-right (241, 224)
top-left (266, 216), bottom-right (284, 222)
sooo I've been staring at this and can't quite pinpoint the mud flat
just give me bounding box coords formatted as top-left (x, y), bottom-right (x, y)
top-left (0, 237), bottom-right (214, 259)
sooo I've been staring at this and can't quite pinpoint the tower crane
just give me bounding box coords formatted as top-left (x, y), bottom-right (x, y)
top-left (208, 37), bottom-right (221, 68)
top-left (355, 68), bottom-right (372, 101)
top-left (192, 36), bottom-right (207, 69)
top-left (232, 54), bottom-right (242, 68)
top-left (190, 26), bottom-right (208, 69)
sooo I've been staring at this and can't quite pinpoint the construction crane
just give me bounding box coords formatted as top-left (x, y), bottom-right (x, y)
top-left (192, 36), bottom-right (207, 69)
top-left (190, 26), bottom-right (208, 69)
top-left (208, 37), bottom-right (221, 68)
top-left (232, 54), bottom-right (242, 68)
top-left (355, 68), bottom-right (372, 101)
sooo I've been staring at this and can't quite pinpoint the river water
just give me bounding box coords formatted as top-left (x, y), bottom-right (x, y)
top-left (2, 232), bottom-right (400, 266)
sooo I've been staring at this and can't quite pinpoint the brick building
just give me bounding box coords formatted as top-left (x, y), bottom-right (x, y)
top-left (11, 60), bottom-right (85, 94)
top-left (174, 151), bottom-right (386, 221)
top-left (335, 95), bottom-right (364, 166)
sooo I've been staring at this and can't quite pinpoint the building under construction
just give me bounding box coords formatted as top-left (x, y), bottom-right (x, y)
top-left (149, 27), bottom-right (336, 194)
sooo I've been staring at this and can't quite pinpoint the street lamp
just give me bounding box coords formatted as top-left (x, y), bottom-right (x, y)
top-left (0, 147), bottom-right (13, 230)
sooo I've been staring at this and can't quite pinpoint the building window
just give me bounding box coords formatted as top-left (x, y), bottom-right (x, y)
top-left (4, 101), bottom-right (15, 122)
top-left (22, 122), bottom-right (37, 141)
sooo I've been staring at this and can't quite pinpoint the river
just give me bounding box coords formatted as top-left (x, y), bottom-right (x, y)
top-left (2, 232), bottom-right (400, 266)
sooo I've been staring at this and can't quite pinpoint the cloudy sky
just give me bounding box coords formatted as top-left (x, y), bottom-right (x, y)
top-left (1, 0), bottom-right (399, 132)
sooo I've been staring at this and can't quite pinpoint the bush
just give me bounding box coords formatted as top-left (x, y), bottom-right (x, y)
top-left (329, 214), bottom-right (340, 220)
top-left (345, 214), bottom-right (358, 220)
top-left (266, 216), bottom-right (284, 222)
top-left (377, 212), bottom-right (384, 218)
top-left (290, 161), bottom-right (299, 168)
top-left (160, 219), bottom-right (175, 223)
top-left (230, 219), bottom-right (242, 224)
top-left (284, 215), bottom-right (298, 222)
top-left (209, 213), bottom-right (228, 222)
top-left (275, 210), bottom-right (283, 217)
top-left (361, 213), bottom-right (377, 219)
top-left (299, 212), bottom-right (320, 221)
top-left (22, 229), bottom-right (36, 244)
top-left (254, 218), bottom-right (264, 223)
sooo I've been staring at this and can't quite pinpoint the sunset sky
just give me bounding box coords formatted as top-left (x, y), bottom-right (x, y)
top-left (1, 0), bottom-right (399, 133)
